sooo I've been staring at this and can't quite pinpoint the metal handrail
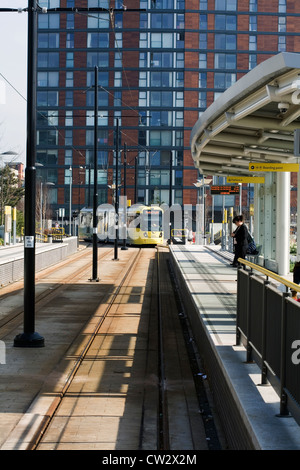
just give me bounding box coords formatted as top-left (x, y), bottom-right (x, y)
top-left (238, 258), bottom-right (300, 293)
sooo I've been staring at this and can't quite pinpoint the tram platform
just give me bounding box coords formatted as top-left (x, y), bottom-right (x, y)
top-left (169, 244), bottom-right (300, 450)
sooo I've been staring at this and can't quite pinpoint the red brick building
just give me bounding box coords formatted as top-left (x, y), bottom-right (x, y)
top-left (36, 0), bottom-right (300, 224)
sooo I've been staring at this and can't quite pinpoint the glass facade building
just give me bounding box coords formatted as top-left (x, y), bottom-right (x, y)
top-left (36, 0), bottom-right (300, 224)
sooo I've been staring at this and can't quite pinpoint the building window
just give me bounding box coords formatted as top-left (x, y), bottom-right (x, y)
top-left (214, 53), bottom-right (236, 69)
top-left (150, 71), bottom-right (173, 87)
top-left (199, 91), bottom-right (206, 108)
top-left (249, 16), bottom-right (257, 31)
top-left (114, 52), bottom-right (122, 67)
top-left (151, 0), bottom-right (174, 10)
top-left (37, 91), bottom-right (58, 106)
top-left (249, 0), bottom-right (257, 12)
top-left (37, 52), bottom-right (59, 67)
top-left (38, 33), bottom-right (59, 48)
top-left (200, 14), bottom-right (207, 29)
top-left (249, 53), bottom-right (257, 69)
top-left (278, 36), bottom-right (286, 52)
top-left (114, 13), bottom-right (123, 28)
top-left (176, 52), bottom-right (184, 68)
top-left (215, 14), bottom-right (236, 30)
top-left (39, 0), bottom-right (60, 8)
top-left (87, 70), bottom-right (109, 87)
top-left (150, 91), bottom-right (173, 107)
top-left (114, 91), bottom-right (122, 107)
top-left (37, 71), bottom-right (59, 87)
top-left (278, 16), bottom-right (286, 33)
top-left (65, 150), bottom-right (72, 166)
top-left (151, 32), bottom-right (173, 48)
top-left (140, 33), bottom-right (148, 48)
top-left (88, 0), bottom-right (109, 8)
top-left (86, 111), bottom-right (108, 126)
top-left (151, 13), bottom-right (173, 28)
top-left (249, 35), bottom-right (257, 51)
top-left (114, 32), bottom-right (123, 48)
top-left (65, 91), bottom-right (73, 106)
top-left (66, 13), bottom-right (74, 29)
top-left (140, 13), bottom-right (148, 28)
top-left (66, 71), bottom-right (73, 87)
top-left (176, 14), bottom-right (184, 29)
top-left (87, 33), bottom-right (109, 48)
top-left (150, 131), bottom-right (172, 146)
top-left (199, 72), bottom-right (207, 88)
top-left (278, 0), bottom-right (286, 13)
top-left (175, 91), bottom-right (184, 107)
top-left (87, 52), bottom-right (109, 68)
top-left (215, 34), bottom-right (236, 50)
top-left (214, 72), bottom-right (236, 89)
top-left (64, 168), bottom-right (72, 185)
top-left (139, 52), bottom-right (147, 67)
top-left (114, 71), bottom-right (122, 87)
top-left (199, 33), bottom-right (207, 49)
top-left (65, 130), bottom-right (73, 146)
top-left (139, 91), bottom-right (147, 107)
top-left (65, 111), bottom-right (73, 127)
top-left (38, 13), bottom-right (60, 29)
top-left (66, 33), bottom-right (74, 48)
top-left (66, 52), bottom-right (74, 68)
top-left (175, 111), bottom-right (183, 126)
top-left (151, 111), bottom-right (172, 126)
top-left (175, 71), bottom-right (184, 87)
top-left (151, 52), bottom-right (173, 67)
top-left (215, 0), bottom-right (237, 11)
top-left (37, 110), bottom-right (58, 127)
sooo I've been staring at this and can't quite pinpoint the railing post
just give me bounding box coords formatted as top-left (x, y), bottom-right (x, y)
top-left (261, 277), bottom-right (270, 385)
top-left (236, 266), bottom-right (242, 345)
top-left (278, 291), bottom-right (290, 417)
top-left (246, 270), bottom-right (254, 363)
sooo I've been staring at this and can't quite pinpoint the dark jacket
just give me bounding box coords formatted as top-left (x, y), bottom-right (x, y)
top-left (234, 224), bottom-right (249, 246)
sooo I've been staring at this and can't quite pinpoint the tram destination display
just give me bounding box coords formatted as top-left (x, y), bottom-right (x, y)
top-left (210, 185), bottom-right (240, 195)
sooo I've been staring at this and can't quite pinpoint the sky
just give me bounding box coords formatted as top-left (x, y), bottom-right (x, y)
top-left (0, 1), bottom-right (28, 163)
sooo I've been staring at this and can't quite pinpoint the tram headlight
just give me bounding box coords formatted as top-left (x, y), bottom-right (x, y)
top-left (143, 232), bottom-right (148, 238)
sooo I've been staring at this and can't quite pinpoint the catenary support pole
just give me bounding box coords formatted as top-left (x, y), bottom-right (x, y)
top-left (14, 0), bottom-right (44, 347)
top-left (91, 66), bottom-right (99, 281)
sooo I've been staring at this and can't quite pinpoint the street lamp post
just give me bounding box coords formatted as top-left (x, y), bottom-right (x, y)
top-left (14, 0), bottom-right (44, 347)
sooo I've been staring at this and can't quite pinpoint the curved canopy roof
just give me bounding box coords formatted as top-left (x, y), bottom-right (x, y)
top-left (190, 52), bottom-right (300, 176)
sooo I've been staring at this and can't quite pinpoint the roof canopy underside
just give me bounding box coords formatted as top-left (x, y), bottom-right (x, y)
top-left (190, 53), bottom-right (300, 176)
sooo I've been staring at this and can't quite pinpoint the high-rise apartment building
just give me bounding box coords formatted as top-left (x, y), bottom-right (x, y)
top-left (36, 0), bottom-right (300, 226)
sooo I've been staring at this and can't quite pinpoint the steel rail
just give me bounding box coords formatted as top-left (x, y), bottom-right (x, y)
top-left (156, 247), bottom-right (170, 450)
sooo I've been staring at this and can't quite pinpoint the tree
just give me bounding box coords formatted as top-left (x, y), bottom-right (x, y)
top-left (0, 165), bottom-right (25, 225)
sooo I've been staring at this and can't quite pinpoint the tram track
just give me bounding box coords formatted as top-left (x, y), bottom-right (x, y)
top-left (0, 245), bottom-right (114, 336)
top-left (29, 247), bottom-right (143, 450)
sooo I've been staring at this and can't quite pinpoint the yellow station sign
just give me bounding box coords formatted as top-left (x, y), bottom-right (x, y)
top-left (249, 162), bottom-right (299, 172)
top-left (227, 176), bottom-right (265, 184)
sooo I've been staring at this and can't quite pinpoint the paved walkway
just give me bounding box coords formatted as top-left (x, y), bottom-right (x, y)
top-left (169, 244), bottom-right (300, 450)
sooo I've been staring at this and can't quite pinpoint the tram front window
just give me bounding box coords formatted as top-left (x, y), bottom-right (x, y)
top-left (141, 210), bottom-right (162, 231)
